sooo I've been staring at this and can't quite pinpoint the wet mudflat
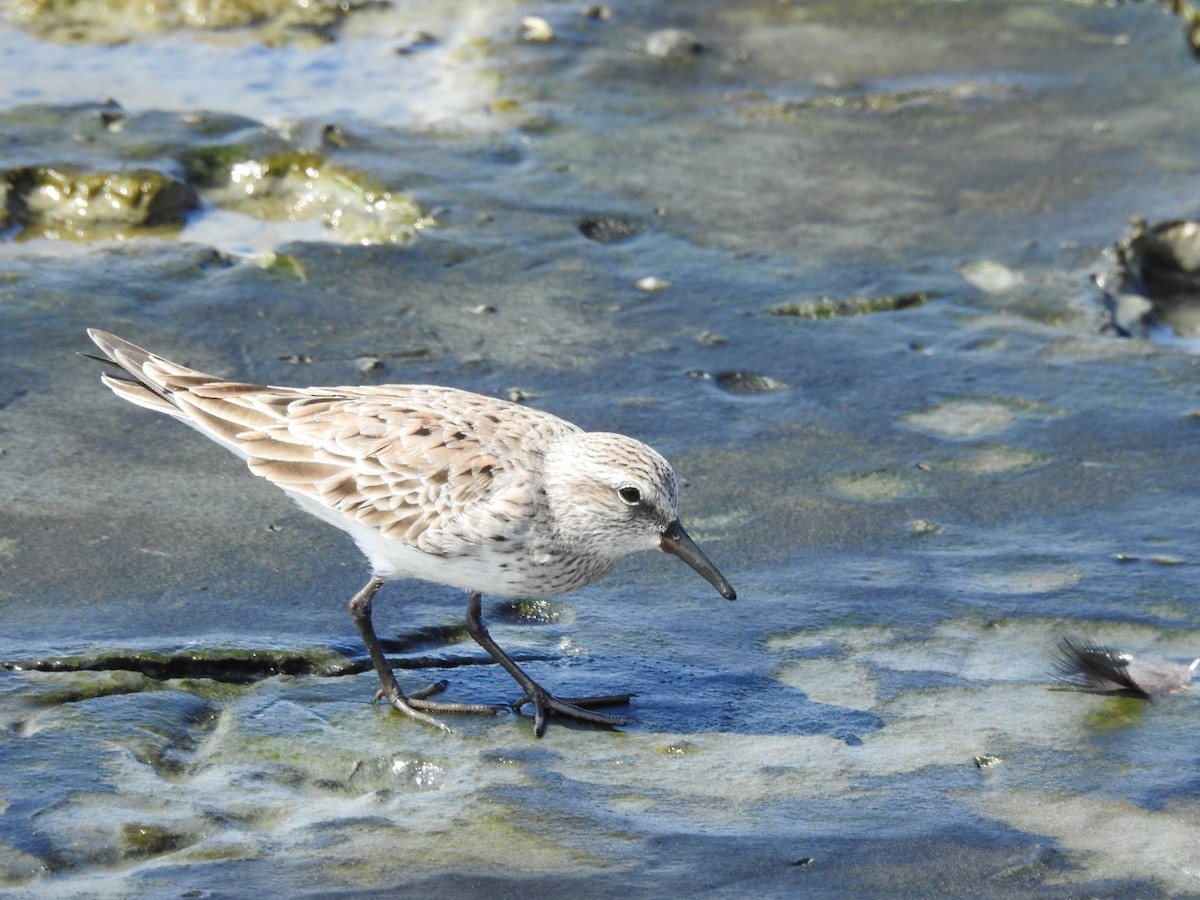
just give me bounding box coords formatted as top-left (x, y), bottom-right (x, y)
top-left (2, 1), bottom-right (1200, 896)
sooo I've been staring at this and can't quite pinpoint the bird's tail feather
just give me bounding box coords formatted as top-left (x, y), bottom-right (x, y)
top-left (86, 329), bottom-right (208, 421)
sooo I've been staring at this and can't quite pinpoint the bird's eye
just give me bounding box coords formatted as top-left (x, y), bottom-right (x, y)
top-left (617, 486), bottom-right (642, 506)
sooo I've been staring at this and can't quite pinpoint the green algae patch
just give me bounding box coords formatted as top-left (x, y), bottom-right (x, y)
top-left (261, 251), bottom-right (307, 280)
top-left (745, 84), bottom-right (1011, 118)
top-left (769, 292), bottom-right (931, 319)
top-left (187, 149), bottom-right (435, 245)
top-left (902, 397), bottom-right (1061, 441)
top-left (944, 443), bottom-right (1052, 476)
top-left (0, 103), bottom-right (432, 247)
top-left (19, 669), bottom-right (162, 706)
top-left (4, 165), bottom-right (198, 239)
top-left (120, 822), bottom-right (189, 860)
top-left (826, 467), bottom-right (926, 502)
top-left (1079, 696), bottom-right (1150, 732)
top-left (11, 0), bottom-right (380, 45)
top-left (494, 598), bottom-right (571, 625)
top-left (0, 839), bottom-right (44, 885)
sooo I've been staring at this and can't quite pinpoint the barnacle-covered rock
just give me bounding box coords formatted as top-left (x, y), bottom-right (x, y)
top-left (189, 149), bottom-right (434, 245)
top-left (1097, 217), bottom-right (1200, 337)
top-left (3, 165), bottom-right (198, 239)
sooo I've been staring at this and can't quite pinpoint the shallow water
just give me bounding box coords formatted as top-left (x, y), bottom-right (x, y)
top-left (2, 0), bottom-right (1200, 896)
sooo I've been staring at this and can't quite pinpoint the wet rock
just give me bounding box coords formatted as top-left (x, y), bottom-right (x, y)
top-left (9, 645), bottom-right (355, 683)
top-left (371, 622), bottom-right (472, 658)
top-left (644, 28), bottom-right (704, 63)
top-left (120, 823), bottom-right (188, 860)
top-left (12, 0), bottom-right (380, 45)
top-left (0, 842), bottom-right (43, 884)
top-left (355, 356), bottom-right (385, 374)
top-left (743, 81), bottom-right (1019, 120)
top-left (1098, 217), bottom-right (1200, 337)
top-left (0, 104), bottom-right (428, 247)
top-left (908, 519), bottom-right (942, 536)
top-left (506, 387), bottom-right (539, 403)
top-left (493, 598), bottom-right (570, 625)
top-left (521, 15), bottom-right (554, 43)
top-left (395, 29), bottom-right (438, 56)
top-left (1165, 0), bottom-right (1200, 59)
top-left (18, 670), bottom-right (161, 706)
top-left (961, 260), bottom-right (1024, 293)
top-left (635, 275), bottom-right (670, 292)
top-left (262, 251), bottom-right (307, 280)
top-left (196, 150), bottom-right (432, 245)
top-left (3, 165), bottom-right (197, 239)
top-left (713, 371), bottom-right (789, 394)
top-left (578, 215), bottom-right (644, 244)
top-left (768, 292), bottom-right (930, 319)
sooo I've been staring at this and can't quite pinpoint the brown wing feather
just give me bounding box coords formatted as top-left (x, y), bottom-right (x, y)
top-left (88, 330), bottom-right (577, 554)
top-left (245, 390), bottom-right (570, 554)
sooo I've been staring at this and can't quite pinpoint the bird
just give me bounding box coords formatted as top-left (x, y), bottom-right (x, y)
top-left (85, 330), bottom-right (736, 737)
top-left (1053, 635), bottom-right (1197, 701)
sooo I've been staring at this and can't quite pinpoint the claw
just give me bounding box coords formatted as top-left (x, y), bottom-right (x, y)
top-left (512, 688), bottom-right (631, 737)
top-left (374, 683), bottom-right (454, 734)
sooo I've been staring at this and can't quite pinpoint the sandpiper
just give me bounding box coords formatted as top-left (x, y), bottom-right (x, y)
top-left (86, 330), bottom-right (735, 736)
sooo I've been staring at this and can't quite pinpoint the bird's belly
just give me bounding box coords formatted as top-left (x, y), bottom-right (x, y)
top-left (359, 527), bottom-right (613, 596)
top-left (284, 488), bottom-right (610, 597)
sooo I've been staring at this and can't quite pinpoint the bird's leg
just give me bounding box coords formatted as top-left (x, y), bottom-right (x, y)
top-left (464, 590), bottom-right (632, 738)
top-left (348, 576), bottom-right (501, 732)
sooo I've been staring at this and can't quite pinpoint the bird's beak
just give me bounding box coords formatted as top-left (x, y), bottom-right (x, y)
top-left (660, 519), bottom-right (736, 600)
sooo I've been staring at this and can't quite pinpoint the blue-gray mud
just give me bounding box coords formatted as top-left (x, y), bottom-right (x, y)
top-left (2, 1), bottom-right (1199, 896)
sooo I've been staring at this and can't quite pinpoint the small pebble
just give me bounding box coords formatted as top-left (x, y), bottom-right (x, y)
top-left (395, 30), bottom-right (438, 55)
top-left (636, 275), bottom-right (670, 292)
top-left (355, 356), bottom-right (384, 373)
top-left (960, 259), bottom-right (1024, 293)
top-left (644, 28), bottom-right (703, 61)
top-left (578, 216), bottom-right (644, 243)
top-left (715, 371), bottom-right (788, 394)
top-left (522, 15), bottom-right (555, 42)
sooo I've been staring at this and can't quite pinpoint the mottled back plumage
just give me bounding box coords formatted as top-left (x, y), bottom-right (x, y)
top-left (86, 329), bottom-right (735, 736)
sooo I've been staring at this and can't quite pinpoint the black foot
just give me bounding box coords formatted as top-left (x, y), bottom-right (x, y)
top-left (512, 688), bottom-right (634, 738)
top-left (373, 679), bottom-right (504, 734)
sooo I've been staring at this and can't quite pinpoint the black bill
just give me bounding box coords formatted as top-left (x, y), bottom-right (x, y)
top-left (659, 519), bottom-right (736, 601)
